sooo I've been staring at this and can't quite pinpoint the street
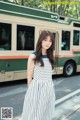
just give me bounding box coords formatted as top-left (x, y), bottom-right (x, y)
top-left (0, 73), bottom-right (80, 119)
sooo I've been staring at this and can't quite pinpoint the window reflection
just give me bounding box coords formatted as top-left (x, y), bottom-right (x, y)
top-left (73, 30), bottom-right (79, 45)
top-left (0, 23), bottom-right (11, 50)
top-left (17, 25), bottom-right (34, 50)
top-left (61, 30), bottom-right (70, 51)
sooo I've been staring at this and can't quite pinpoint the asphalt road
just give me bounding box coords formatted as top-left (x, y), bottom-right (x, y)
top-left (0, 73), bottom-right (80, 119)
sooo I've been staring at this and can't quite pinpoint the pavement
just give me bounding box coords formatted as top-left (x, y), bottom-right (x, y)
top-left (5, 89), bottom-right (80, 120)
top-left (54, 93), bottom-right (80, 120)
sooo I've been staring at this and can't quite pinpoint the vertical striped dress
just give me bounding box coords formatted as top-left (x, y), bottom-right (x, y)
top-left (19, 52), bottom-right (55, 120)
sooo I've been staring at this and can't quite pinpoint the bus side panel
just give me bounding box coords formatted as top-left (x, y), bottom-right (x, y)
top-left (0, 59), bottom-right (27, 82)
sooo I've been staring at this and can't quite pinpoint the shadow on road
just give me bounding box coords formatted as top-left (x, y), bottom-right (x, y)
top-left (0, 79), bottom-right (27, 87)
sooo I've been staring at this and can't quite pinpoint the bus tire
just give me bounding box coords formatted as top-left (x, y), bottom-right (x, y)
top-left (63, 62), bottom-right (76, 77)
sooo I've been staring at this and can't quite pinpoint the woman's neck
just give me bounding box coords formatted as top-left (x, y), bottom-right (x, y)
top-left (42, 48), bottom-right (47, 55)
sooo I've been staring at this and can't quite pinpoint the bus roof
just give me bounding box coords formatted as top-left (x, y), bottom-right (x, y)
top-left (0, 1), bottom-right (80, 25)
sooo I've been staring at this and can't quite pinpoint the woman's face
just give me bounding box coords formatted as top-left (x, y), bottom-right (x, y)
top-left (42, 36), bottom-right (52, 50)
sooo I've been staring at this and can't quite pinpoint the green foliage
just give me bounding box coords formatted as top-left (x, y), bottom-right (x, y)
top-left (1, 0), bottom-right (10, 1)
top-left (2, 0), bottom-right (80, 19)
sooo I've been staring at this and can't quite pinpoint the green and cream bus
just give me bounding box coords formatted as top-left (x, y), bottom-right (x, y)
top-left (0, 1), bottom-right (80, 82)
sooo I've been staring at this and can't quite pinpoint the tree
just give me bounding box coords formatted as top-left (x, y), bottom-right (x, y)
top-left (3, 0), bottom-right (80, 19)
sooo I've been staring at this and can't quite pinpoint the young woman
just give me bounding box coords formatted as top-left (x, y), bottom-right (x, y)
top-left (20, 30), bottom-right (55, 120)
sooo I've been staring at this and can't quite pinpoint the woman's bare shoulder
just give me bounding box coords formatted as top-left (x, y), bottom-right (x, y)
top-left (28, 53), bottom-right (36, 60)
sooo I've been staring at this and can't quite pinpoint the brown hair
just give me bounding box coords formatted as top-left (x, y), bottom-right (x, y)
top-left (35, 30), bottom-right (54, 69)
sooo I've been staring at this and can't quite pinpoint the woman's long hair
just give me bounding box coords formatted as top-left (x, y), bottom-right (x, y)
top-left (35, 30), bottom-right (54, 69)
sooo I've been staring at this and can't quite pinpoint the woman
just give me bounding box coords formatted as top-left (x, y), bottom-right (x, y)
top-left (20, 30), bottom-right (55, 120)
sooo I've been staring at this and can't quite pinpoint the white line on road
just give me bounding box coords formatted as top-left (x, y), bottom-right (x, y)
top-left (0, 79), bottom-right (64, 98)
top-left (54, 79), bottom-right (64, 85)
top-left (55, 89), bottom-right (80, 105)
top-left (0, 87), bottom-right (27, 98)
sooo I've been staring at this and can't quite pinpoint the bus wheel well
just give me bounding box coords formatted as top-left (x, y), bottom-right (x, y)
top-left (63, 60), bottom-right (76, 76)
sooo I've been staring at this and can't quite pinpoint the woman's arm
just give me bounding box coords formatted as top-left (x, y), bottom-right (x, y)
top-left (27, 54), bottom-right (36, 86)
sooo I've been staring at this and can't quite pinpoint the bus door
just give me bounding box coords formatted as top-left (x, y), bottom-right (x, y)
top-left (53, 32), bottom-right (59, 75)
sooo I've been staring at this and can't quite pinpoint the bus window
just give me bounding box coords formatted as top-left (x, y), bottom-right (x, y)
top-left (73, 30), bottom-right (79, 45)
top-left (61, 30), bottom-right (70, 51)
top-left (17, 25), bottom-right (35, 50)
top-left (0, 23), bottom-right (11, 50)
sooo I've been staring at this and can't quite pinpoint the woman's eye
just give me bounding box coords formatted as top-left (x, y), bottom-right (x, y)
top-left (49, 39), bottom-right (52, 42)
top-left (44, 39), bottom-right (52, 42)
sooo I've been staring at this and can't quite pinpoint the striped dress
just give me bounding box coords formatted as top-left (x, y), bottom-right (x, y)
top-left (20, 52), bottom-right (55, 120)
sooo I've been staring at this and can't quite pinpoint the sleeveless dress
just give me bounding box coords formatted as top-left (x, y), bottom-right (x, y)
top-left (19, 52), bottom-right (55, 120)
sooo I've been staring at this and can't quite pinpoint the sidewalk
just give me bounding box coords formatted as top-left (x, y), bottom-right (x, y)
top-left (54, 94), bottom-right (80, 120)
top-left (13, 90), bottom-right (80, 120)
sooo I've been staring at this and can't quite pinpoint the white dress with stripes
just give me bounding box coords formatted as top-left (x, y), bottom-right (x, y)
top-left (20, 52), bottom-right (55, 120)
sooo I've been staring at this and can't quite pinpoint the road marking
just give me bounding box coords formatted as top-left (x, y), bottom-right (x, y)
top-left (55, 89), bottom-right (80, 105)
top-left (0, 87), bottom-right (27, 98)
top-left (54, 79), bottom-right (64, 85)
top-left (12, 115), bottom-right (21, 120)
top-left (0, 79), bottom-right (64, 98)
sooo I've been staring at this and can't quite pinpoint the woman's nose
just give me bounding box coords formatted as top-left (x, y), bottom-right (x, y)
top-left (46, 41), bottom-right (50, 44)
